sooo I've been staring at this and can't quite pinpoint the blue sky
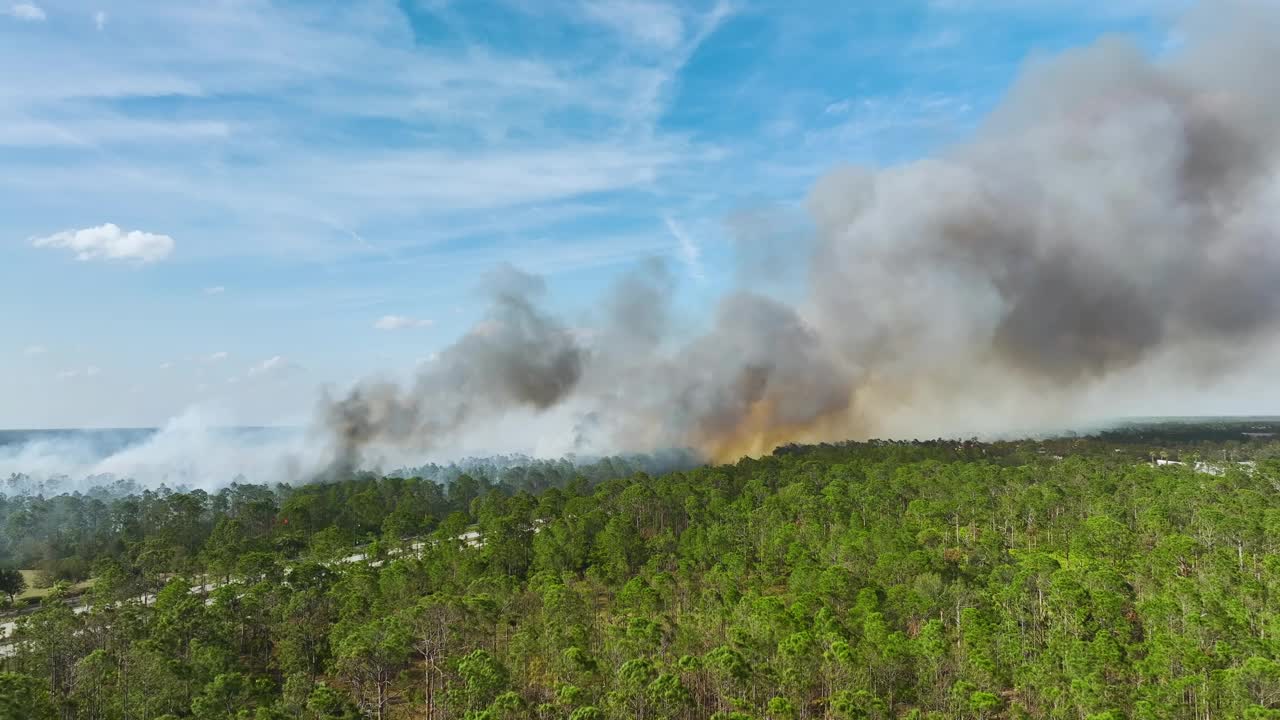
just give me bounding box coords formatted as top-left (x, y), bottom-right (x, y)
top-left (0, 0), bottom-right (1184, 429)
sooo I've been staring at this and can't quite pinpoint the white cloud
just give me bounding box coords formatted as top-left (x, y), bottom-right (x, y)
top-left (284, 144), bottom-right (679, 214)
top-left (804, 93), bottom-right (975, 155)
top-left (0, 0), bottom-right (729, 269)
top-left (94, 10), bottom-right (106, 30)
top-left (0, 118), bottom-right (232, 148)
top-left (911, 27), bottom-right (963, 52)
top-left (22, 344), bottom-right (46, 356)
top-left (927, 0), bottom-right (1177, 20)
top-left (374, 315), bottom-right (434, 331)
top-left (824, 100), bottom-right (852, 116)
top-left (582, 0), bottom-right (684, 50)
top-left (31, 223), bottom-right (175, 263)
top-left (57, 365), bottom-right (101, 380)
top-left (247, 355), bottom-right (300, 377)
top-left (159, 361), bottom-right (173, 370)
top-left (5, 3), bottom-right (46, 21)
top-left (203, 286), bottom-right (226, 295)
top-left (206, 351), bottom-right (229, 363)
top-left (664, 215), bottom-right (705, 282)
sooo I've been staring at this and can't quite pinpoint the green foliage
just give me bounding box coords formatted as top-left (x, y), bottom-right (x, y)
top-left (568, 707), bottom-right (604, 720)
top-left (766, 695), bottom-right (796, 719)
top-left (456, 649), bottom-right (511, 713)
top-left (0, 568), bottom-right (24, 603)
top-left (306, 683), bottom-right (359, 719)
top-left (0, 672), bottom-right (55, 720)
top-left (4, 434), bottom-right (1280, 719)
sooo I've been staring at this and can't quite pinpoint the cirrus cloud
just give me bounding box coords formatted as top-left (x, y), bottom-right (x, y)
top-left (31, 223), bottom-right (175, 263)
top-left (247, 355), bottom-right (300, 378)
top-left (374, 315), bottom-right (434, 331)
top-left (57, 365), bottom-right (101, 380)
top-left (582, 0), bottom-right (685, 50)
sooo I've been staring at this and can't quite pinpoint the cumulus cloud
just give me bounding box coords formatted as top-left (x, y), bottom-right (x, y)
top-left (22, 344), bottom-right (46, 356)
top-left (31, 223), bottom-right (175, 263)
top-left (203, 286), bottom-right (226, 295)
top-left (374, 315), bottom-right (433, 330)
top-left (5, 3), bottom-right (46, 21)
top-left (206, 351), bottom-right (229, 363)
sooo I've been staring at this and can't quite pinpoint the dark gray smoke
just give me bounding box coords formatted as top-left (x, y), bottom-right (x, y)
top-left (323, 265), bottom-right (584, 474)
top-left (794, 0), bottom-right (1280, 441)
top-left (322, 1), bottom-right (1280, 465)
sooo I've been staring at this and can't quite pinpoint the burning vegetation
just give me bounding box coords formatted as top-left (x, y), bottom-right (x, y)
top-left (324, 3), bottom-right (1280, 474)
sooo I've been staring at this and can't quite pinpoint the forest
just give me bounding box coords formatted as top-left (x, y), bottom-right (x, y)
top-left (4, 427), bottom-right (1280, 719)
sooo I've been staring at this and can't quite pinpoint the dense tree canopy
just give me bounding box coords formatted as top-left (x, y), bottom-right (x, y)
top-left (3, 427), bottom-right (1280, 718)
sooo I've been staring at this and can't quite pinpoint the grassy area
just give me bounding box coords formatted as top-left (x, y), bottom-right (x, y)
top-left (17, 570), bottom-right (95, 601)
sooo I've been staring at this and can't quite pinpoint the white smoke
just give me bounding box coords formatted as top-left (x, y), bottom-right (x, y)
top-left (0, 407), bottom-right (323, 492)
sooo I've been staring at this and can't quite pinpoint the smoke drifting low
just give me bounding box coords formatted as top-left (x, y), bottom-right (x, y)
top-left (0, 410), bottom-right (327, 493)
top-left (322, 2), bottom-right (1280, 469)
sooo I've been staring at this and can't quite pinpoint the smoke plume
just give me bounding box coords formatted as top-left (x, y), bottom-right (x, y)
top-left (322, 266), bottom-right (585, 475)
top-left (324, 1), bottom-right (1280, 467)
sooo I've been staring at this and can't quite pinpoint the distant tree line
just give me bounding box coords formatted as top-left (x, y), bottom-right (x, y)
top-left (3, 432), bottom-right (1280, 717)
top-left (0, 452), bottom-right (697, 587)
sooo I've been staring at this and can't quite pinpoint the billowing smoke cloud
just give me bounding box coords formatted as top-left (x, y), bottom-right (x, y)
top-left (322, 266), bottom-right (585, 475)
top-left (323, 1), bottom-right (1280, 465)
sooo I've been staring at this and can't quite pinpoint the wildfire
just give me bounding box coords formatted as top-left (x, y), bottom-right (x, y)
top-left (697, 398), bottom-right (858, 463)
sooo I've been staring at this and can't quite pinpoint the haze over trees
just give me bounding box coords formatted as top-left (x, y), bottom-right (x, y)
top-left (3, 427), bottom-right (1280, 718)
